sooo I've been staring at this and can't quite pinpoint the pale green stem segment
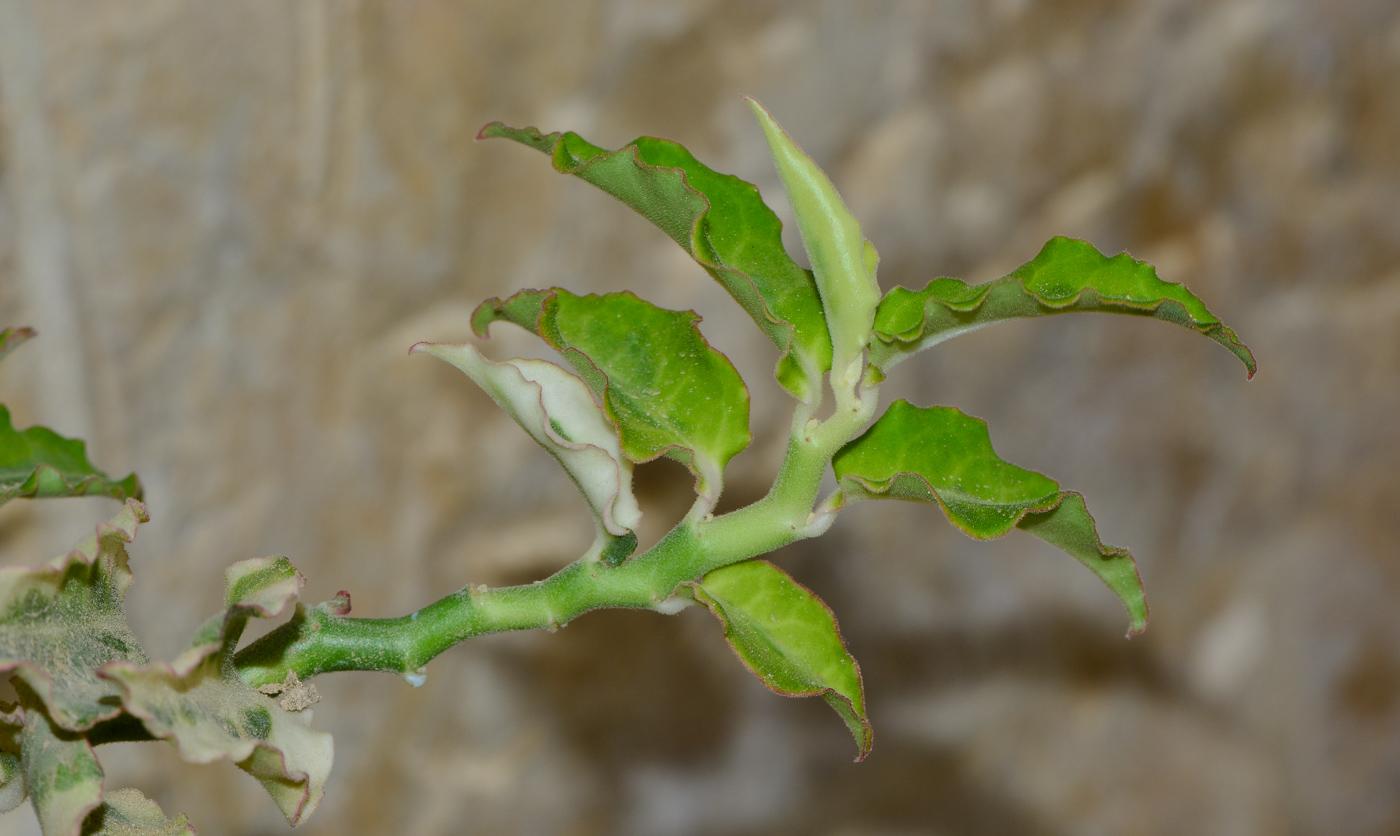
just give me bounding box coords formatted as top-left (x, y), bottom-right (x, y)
top-left (234, 388), bottom-right (878, 687)
top-left (745, 98), bottom-right (880, 402)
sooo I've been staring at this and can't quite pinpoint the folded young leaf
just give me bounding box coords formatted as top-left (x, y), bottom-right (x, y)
top-left (411, 342), bottom-right (642, 564)
top-left (689, 560), bottom-right (872, 760)
top-left (474, 289), bottom-right (750, 506)
top-left (0, 327), bottom-right (36, 363)
top-left (869, 236), bottom-right (1256, 377)
top-left (103, 556), bottom-right (333, 828)
top-left (747, 99), bottom-right (881, 392)
top-left (0, 405), bottom-right (143, 507)
top-left (479, 122), bottom-right (832, 402)
top-left (0, 499), bottom-right (150, 731)
top-left (832, 401), bottom-right (1147, 634)
top-left (84, 788), bottom-right (195, 835)
top-left (18, 696), bottom-right (104, 836)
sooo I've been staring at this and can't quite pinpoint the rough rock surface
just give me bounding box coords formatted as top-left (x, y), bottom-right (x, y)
top-left (1, 1), bottom-right (1398, 834)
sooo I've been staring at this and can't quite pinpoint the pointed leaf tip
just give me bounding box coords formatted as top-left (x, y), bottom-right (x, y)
top-left (870, 236), bottom-right (1255, 378)
top-left (691, 560), bottom-right (872, 759)
top-left (481, 118), bottom-right (832, 401)
top-left (0, 327), bottom-right (36, 363)
top-left (747, 98), bottom-right (879, 387)
top-left (833, 402), bottom-right (1148, 635)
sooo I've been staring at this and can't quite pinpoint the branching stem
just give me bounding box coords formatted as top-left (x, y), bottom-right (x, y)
top-left (235, 371), bottom-right (879, 688)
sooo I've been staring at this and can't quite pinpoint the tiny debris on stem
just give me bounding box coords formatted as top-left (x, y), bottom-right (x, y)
top-left (257, 670), bottom-right (321, 712)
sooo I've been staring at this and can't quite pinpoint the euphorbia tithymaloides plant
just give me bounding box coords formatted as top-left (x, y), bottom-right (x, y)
top-left (0, 99), bottom-right (1253, 834)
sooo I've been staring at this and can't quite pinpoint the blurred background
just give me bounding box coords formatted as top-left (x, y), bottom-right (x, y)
top-left (1, 0), bottom-right (1398, 834)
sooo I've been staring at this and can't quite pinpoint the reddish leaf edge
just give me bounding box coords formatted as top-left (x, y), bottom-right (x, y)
top-left (476, 122), bottom-right (827, 400)
top-left (0, 498), bottom-right (148, 732)
top-left (685, 561), bottom-right (874, 761)
top-left (471, 287), bottom-right (752, 506)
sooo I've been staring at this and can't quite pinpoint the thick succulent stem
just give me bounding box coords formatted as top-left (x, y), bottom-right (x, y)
top-left (235, 379), bottom-right (878, 688)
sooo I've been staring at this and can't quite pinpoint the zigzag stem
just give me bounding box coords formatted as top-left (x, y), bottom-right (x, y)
top-left (234, 370), bottom-right (879, 689)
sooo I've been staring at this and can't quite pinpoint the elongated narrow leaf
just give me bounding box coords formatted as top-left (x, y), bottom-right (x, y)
top-left (689, 560), bottom-right (872, 759)
top-left (1017, 493), bottom-right (1147, 635)
top-left (869, 236), bottom-right (1256, 377)
top-left (480, 122), bottom-right (832, 401)
top-left (411, 342), bottom-right (641, 564)
top-left (18, 692), bottom-right (104, 836)
top-left (833, 401), bottom-right (1147, 634)
top-left (747, 99), bottom-right (880, 391)
top-left (0, 500), bottom-right (150, 732)
top-left (0, 327), bottom-right (36, 363)
top-left (0, 405), bottom-right (142, 507)
top-left (84, 788), bottom-right (195, 835)
top-left (104, 556), bottom-right (333, 828)
top-left (474, 289), bottom-right (750, 505)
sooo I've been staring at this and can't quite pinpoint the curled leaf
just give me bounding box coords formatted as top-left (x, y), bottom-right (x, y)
top-left (84, 788), bottom-right (195, 835)
top-left (689, 560), bottom-right (872, 759)
top-left (869, 236), bottom-right (1255, 377)
top-left (103, 557), bottom-right (333, 828)
top-left (0, 327), bottom-right (36, 363)
top-left (411, 342), bottom-right (641, 564)
top-left (747, 99), bottom-right (880, 391)
top-left (480, 123), bottom-right (831, 402)
top-left (0, 405), bottom-right (142, 507)
top-left (0, 499), bottom-right (150, 731)
top-left (833, 401), bottom-right (1147, 635)
top-left (474, 289), bottom-right (750, 506)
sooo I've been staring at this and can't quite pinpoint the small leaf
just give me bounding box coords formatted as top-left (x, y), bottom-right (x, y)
top-left (0, 327), bottom-right (36, 363)
top-left (689, 560), bottom-right (872, 759)
top-left (411, 343), bottom-right (641, 564)
top-left (480, 122), bottom-right (832, 401)
top-left (747, 99), bottom-right (880, 390)
top-left (0, 405), bottom-right (143, 507)
top-left (18, 693), bottom-right (103, 836)
top-left (475, 289), bottom-right (750, 506)
top-left (833, 401), bottom-right (1147, 634)
top-left (103, 557), bottom-right (333, 828)
top-left (0, 499), bottom-right (150, 731)
top-left (870, 236), bottom-right (1255, 377)
top-left (83, 788), bottom-right (195, 835)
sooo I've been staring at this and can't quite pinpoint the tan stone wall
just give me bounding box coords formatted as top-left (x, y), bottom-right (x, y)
top-left (2, 0), bottom-right (1399, 833)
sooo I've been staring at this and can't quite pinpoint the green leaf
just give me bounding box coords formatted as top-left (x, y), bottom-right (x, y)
top-left (747, 99), bottom-right (881, 393)
top-left (480, 122), bottom-right (832, 402)
top-left (0, 405), bottom-right (143, 507)
top-left (833, 401), bottom-right (1147, 635)
top-left (474, 289), bottom-right (750, 506)
top-left (103, 556), bottom-right (333, 828)
top-left (411, 343), bottom-right (642, 564)
top-left (17, 691), bottom-right (103, 836)
top-left (82, 788), bottom-right (195, 835)
top-left (869, 236), bottom-right (1255, 377)
top-left (0, 703), bottom-right (26, 814)
top-left (0, 500), bottom-right (150, 731)
top-left (689, 560), bottom-right (872, 759)
top-left (1017, 492), bottom-right (1148, 636)
top-left (0, 327), bottom-right (36, 363)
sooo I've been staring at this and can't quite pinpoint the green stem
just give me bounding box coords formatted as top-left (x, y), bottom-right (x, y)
top-left (235, 376), bottom-right (879, 688)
